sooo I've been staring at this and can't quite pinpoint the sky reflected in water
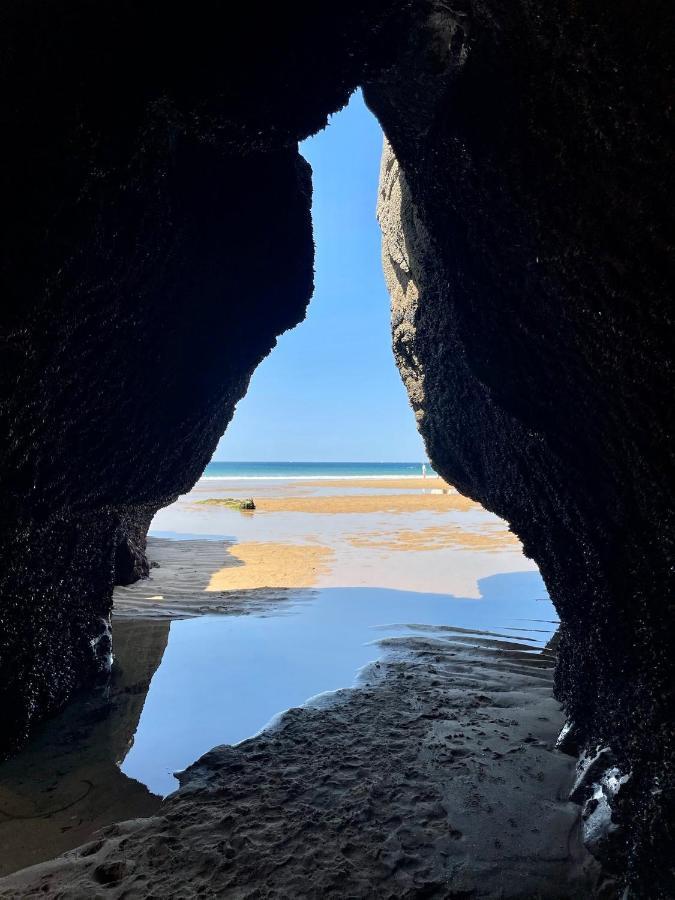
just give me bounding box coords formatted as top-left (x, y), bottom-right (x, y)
top-left (121, 573), bottom-right (555, 796)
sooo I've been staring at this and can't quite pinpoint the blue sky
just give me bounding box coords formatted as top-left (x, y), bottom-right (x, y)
top-left (213, 91), bottom-right (426, 463)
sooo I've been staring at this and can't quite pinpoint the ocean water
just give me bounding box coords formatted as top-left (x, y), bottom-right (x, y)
top-left (202, 461), bottom-right (436, 479)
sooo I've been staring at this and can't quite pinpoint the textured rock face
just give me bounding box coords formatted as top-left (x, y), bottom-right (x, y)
top-left (0, 140), bottom-right (315, 753)
top-left (369, 1), bottom-right (673, 891)
top-left (0, 0), bottom-right (404, 754)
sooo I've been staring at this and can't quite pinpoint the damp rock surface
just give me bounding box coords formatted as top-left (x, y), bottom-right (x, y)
top-left (368, 1), bottom-right (674, 891)
top-left (0, 0), bottom-right (406, 754)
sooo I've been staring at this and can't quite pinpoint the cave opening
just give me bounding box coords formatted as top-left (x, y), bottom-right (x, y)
top-left (114, 90), bottom-right (553, 795)
top-left (0, 90), bottom-right (557, 882)
top-left (1, 1), bottom-right (671, 893)
top-left (209, 89), bottom-right (423, 466)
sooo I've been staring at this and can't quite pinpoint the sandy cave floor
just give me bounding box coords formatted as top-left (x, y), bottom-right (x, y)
top-left (0, 630), bottom-right (600, 898)
top-left (0, 476), bottom-right (602, 897)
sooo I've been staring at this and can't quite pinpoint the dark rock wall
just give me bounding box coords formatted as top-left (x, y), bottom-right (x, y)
top-left (0, 0), bottom-right (404, 754)
top-left (367, 0), bottom-right (673, 892)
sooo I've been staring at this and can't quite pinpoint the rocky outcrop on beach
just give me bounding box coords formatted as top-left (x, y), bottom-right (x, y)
top-left (0, 1), bottom-right (672, 893)
top-left (0, 1), bottom-right (379, 754)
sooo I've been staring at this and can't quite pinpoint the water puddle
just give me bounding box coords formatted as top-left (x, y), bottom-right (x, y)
top-left (121, 573), bottom-right (553, 796)
top-left (0, 573), bottom-right (556, 881)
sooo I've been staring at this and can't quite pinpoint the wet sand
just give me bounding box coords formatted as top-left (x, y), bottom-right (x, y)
top-left (118, 473), bottom-right (526, 611)
top-left (0, 475), bottom-right (597, 896)
top-left (348, 523), bottom-right (520, 552)
top-left (113, 539), bottom-right (320, 619)
top-left (292, 475), bottom-right (450, 490)
top-left (195, 475), bottom-right (451, 493)
top-left (0, 631), bottom-right (599, 898)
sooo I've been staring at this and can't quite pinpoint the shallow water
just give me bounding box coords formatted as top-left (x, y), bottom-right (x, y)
top-left (0, 574), bottom-right (556, 875)
top-left (149, 476), bottom-right (534, 599)
top-left (0, 475), bottom-right (557, 876)
top-left (122, 575), bottom-right (555, 796)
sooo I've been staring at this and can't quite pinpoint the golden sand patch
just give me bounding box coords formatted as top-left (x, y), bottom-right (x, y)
top-left (206, 541), bottom-right (333, 591)
top-left (199, 492), bottom-right (479, 515)
top-left (347, 524), bottom-right (519, 553)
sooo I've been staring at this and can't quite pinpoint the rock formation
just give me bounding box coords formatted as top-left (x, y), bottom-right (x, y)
top-left (0, 0), bottom-right (672, 894)
top-left (369, 2), bottom-right (673, 891)
top-left (0, 0), bottom-right (398, 755)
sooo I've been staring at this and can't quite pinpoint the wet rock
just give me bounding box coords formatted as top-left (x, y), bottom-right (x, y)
top-left (114, 517), bottom-right (152, 586)
top-left (555, 720), bottom-right (581, 757)
top-left (213, 497), bottom-right (256, 511)
top-left (580, 766), bottom-right (631, 855)
top-left (0, 1), bottom-right (406, 754)
top-left (369, 1), bottom-right (673, 892)
top-left (570, 747), bottom-right (617, 804)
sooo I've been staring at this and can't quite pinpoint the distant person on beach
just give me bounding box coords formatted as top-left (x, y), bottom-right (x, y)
top-left (422, 463), bottom-right (427, 479)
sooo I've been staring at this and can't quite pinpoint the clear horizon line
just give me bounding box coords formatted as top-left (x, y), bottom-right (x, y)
top-left (208, 459), bottom-right (432, 464)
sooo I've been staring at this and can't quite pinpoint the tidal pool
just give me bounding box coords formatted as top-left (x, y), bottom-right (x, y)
top-left (0, 472), bottom-right (558, 876)
top-left (0, 571), bottom-right (555, 875)
top-left (122, 573), bottom-right (555, 796)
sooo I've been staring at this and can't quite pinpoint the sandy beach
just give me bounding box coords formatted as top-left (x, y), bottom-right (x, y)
top-left (207, 541), bottom-right (334, 591)
top-left (195, 475), bottom-right (452, 492)
top-left (139, 475), bottom-right (528, 602)
top-left (0, 474), bottom-right (598, 896)
top-left (195, 477), bottom-right (480, 516)
top-left (201, 493), bottom-right (479, 516)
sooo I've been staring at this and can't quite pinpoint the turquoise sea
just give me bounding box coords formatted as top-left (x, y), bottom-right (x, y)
top-left (202, 461), bottom-right (436, 480)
